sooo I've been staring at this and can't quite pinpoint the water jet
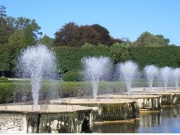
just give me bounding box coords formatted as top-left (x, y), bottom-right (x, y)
top-left (118, 61), bottom-right (138, 96)
top-left (81, 56), bottom-right (111, 102)
top-left (17, 44), bottom-right (58, 111)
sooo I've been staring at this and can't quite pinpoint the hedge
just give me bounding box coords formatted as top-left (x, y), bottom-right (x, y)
top-left (0, 80), bottom-right (150, 103)
top-left (1, 45), bottom-right (180, 80)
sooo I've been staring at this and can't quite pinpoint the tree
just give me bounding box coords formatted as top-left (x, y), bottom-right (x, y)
top-left (91, 24), bottom-right (111, 46)
top-left (8, 29), bottom-right (26, 46)
top-left (155, 35), bottom-right (170, 45)
top-left (0, 5), bottom-right (6, 18)
top-left (6, 16), bottom-right (17, 35)
top-left (54, 22), bottom-right (79, 46)
top-left (110, 42), bottom-right (130, 64)
top-left (40, 34), bottom-right (54, 46)
top-left (76, 25), bottom-right (100, 46)
top-left (134, 31), bottom-right (170, 47)
top-left (15, 17), bottom-right (41, 45)
top-left (0, 18), bottom-right (8, 45)
top-left (54, 22), bottom-right (101, 47)
top-left (7, 17), bottom-right (41, 46)
top-left (0, 5), bottom-right (8, 45)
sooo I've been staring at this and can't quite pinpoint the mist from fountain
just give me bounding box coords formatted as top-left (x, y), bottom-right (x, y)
top-left (17, 45), bottom-right (58, 111)
top-left (82, 56), bottom-right (112, 102)
top-left (172, 68), bottom-right (180, 90)
top-left (144, 65), bottom-right (158, 92)
top-left (159, 66), bottom-right (172, 90)
top-left (118, 61), bottom-right (138, 96)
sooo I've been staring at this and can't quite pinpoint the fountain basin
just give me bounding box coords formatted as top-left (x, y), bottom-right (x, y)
top-left (0, 104), bottom-right (94, 133)
top-left (131, 89), bottom-right (180, 107)
top-left (50, 98), bottom-right (139, 123)
top-left (98, 94), bottom-right (162, 112)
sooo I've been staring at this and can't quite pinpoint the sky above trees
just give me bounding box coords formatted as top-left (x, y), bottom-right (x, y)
top-left (1, 0), bottom-right (180, 45)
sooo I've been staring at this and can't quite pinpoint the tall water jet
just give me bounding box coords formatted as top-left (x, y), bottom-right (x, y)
top-left (159, 66), bottom-right (172, 90)
top-left (82, 56), bottom-right (111, 102)
top-left (172, 68), bottom-right (180, 90)
top-left (17, 45), bottom-right (58, 111)
top-left (118, 61), bottom-right (138, 96)
top-left (144, 65), bottom-right (158, 92)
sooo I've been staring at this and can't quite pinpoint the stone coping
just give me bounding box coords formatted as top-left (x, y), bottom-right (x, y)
top-left (93, 119), bottom-right (135, 124)
top-left (98, 94), bottom-right (161, 99)
top-left (50, 98), bottom-right (136, 105)
top-left (0, 104), bottom-right (94, 113)
top-left (130, 90), bottom-right (180, 95)
top-left (131, 92), bottom-right (179, 95)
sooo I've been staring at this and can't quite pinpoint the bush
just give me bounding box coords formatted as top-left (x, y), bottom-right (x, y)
top-left (61, 82), bottom-right (85, 97)
top-left (0, 77), bottom-right (8, 81)
top-left (62, 70), bottom-right (82, 81)
top-left (0, 82), bottom-right (14, 103)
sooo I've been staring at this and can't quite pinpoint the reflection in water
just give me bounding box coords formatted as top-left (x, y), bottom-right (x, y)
top-left (93, 105), bottom-right (180, 133)
top-left (140, 113), bottom-right (161, 128)
top-left (93, 121), bottom-right (140, 133)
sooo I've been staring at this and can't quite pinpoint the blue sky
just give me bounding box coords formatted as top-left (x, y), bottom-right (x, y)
top-left (1, 0), bottom-right (180, 45)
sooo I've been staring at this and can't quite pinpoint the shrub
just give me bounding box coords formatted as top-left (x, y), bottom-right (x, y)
top-left (0, 82), bottom-right (14, 103)
top-left (0, 77), bottom-right (8, 81)
top-left (62, 70), bottom-right (82, 81)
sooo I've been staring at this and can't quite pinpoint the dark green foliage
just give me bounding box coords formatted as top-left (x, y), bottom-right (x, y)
top-left (54, 45), bottom-right (110, 75)
top-left (1, 44), bottom-right (180, 79)
top-left (40, 34), bottom-right (54, 46)
top-left (0, 82), bottom-right (14, 103)
top-left (54, 46), bottom-right (83, 73)
top-left (0, 5), bottom-right (7, 18)
top-left (134, 31), bottom-right (170, 47)
top-left (0, 45), bottom-right (22, 77)
top-left (62, 70), bottom-right (82, 81)
top-left (129, 46), bottom-right (180, 69)
top-left (109, 43), bottom-right (131, 64)
top-left (0, 10), bottom-right (41, 46)
top-left (0, 17), bottom-right (9, 45)
top-left (61, 82), bottom-right (85, 97)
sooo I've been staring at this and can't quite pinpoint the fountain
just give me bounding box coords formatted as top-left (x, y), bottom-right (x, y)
top-left (118, 61), bottom-right (138, 96)
top-left (81, 56), bottom-right (111, 102)
top-left (159, 66), bottom-right (172, 90)
top-left (144, 65), bottom-right (158, 92)
top-left (17, 44), bottom-right (58, 111)
top-left (172, 68), bottom-right (180, 90)
top-left (0, 44), bottom-right (95, 133)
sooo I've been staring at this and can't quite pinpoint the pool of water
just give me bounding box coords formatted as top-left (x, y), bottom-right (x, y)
top-left (93, 105), bottom-right (180, 133)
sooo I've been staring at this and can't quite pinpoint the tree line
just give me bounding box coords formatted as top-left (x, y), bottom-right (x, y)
top-left (0, 5), bottom-right (175, 47)
top-left (0, 5), bottom-right (180, 80)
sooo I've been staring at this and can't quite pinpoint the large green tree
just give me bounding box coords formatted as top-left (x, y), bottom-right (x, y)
top-left (8, 29), bottom-right (25, 46)
top-left (0, 5), bottom-right (6, 18)
top-left (40, 34), bottom-right (54, 46)
top-left (13, 17), bottom-right (41, 46)
top-left (134, 31), bottom-right (170, 47)
top-left (0, 45), bottom-right (21, 77)
top-left (0, 5), bottom-right (8, 45)
top-left (0, 5), bottom-right (41, 46)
